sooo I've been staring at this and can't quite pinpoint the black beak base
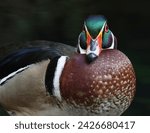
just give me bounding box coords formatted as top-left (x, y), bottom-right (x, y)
top-left (86, 53), bottom-right (98, 63)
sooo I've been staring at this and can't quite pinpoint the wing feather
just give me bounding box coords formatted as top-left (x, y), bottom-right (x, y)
top-left (0, 47), bottom-right (61, 79)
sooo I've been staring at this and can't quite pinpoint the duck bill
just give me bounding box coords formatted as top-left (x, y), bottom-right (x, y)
top-left (86, 33), bottom-right (102, 63)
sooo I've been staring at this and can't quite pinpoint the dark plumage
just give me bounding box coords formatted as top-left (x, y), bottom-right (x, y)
top-left (0, 41), bottom-right (75, 80)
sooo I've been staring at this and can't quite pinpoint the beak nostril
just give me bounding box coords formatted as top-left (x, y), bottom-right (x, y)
top-left (86, 53), bottom-right (98, 63)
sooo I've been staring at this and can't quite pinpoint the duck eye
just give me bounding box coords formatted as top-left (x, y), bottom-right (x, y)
top-left (105, 24), bottom-right (109, 32)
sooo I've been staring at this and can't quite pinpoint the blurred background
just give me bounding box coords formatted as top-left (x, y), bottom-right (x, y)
top-left (0, 0), bottom-right (149, 115)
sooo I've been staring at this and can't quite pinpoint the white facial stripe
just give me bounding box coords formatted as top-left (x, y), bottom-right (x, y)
top-left (84, 22), bottom-right (91, 37)
top-left (53, 56), bottom-right (68, 101)
top-left (77, 33), bottom-right (86, 54)
top-left (107, 32), bottom-right (115, 49)
top-left (0, 66), bottom-right (29, 85)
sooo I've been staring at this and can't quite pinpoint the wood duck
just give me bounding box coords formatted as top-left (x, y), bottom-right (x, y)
top-left (0, 15), bottom-right (136, 116)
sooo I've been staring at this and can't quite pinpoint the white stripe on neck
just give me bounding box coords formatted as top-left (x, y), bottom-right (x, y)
top-left (108, 32), bottom-right (115, 49)
top-left (0, 66), bottom-right (29, 85)
top-left (53, 56), bottom-right (68, 101)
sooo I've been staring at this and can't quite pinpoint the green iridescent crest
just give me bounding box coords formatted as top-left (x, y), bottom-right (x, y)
top-left (85, 15), bottom-right (106, 38)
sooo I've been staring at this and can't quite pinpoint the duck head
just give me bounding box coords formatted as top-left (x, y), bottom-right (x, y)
top-left (77, 15), bottom-right (117, 63)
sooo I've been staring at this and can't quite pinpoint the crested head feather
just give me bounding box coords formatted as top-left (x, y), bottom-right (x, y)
top-left (85, 15), bottom-right (107, 38)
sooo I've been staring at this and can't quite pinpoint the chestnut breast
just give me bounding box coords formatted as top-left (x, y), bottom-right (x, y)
top-left (60, 49), bottom-right (136, 115)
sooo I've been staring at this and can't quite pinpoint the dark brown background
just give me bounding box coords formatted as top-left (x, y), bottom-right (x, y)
top-left (0, 0), bottom-right (150, 115)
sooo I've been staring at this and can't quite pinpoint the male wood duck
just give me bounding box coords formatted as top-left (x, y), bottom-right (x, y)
top-left (0, 15), bottom-right (136, 116)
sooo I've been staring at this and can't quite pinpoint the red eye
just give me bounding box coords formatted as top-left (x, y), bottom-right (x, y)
top-left (105, 24), bottom-right (109, 32)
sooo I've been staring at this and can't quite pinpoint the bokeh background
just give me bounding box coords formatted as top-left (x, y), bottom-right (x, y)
top-left (0, 0), bottom-right (150, 115)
